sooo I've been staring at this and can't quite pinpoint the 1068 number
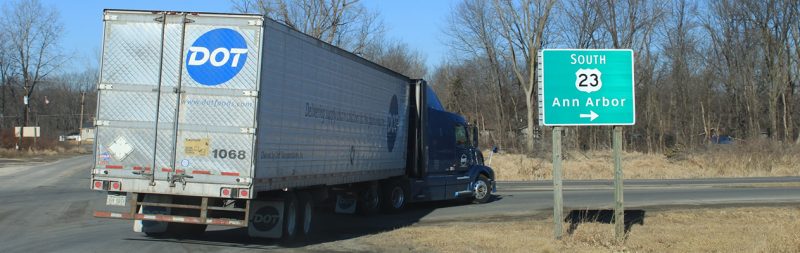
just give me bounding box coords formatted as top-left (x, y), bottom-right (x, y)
top-left (212, 149), bottom-right (246, 160)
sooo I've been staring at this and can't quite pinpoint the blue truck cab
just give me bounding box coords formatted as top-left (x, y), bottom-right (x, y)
top-left (404, 80), bottom-right (495, 204)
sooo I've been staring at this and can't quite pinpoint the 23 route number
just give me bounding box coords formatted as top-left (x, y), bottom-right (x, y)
top-left (575, 68), bottom-right (603, 93)
top-left (212, 149), bottom-right (247, 160)
top-left (578, 73), bottom-right (599, 87)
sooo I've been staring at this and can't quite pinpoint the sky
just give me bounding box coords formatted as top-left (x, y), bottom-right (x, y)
top-left (31, 0), bottom-right (454, 73)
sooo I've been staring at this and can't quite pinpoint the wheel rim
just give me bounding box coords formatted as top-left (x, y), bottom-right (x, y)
top-left (474, 180), bottom-right (488, 200)
top-left (302, 201), bottom-right (312, 234)
top-left (390, 187), bottom-right (404, 209)
top-left (366, 189), bottom-right (379, 209)
top-left (286, 201), bottom-right (297, 236)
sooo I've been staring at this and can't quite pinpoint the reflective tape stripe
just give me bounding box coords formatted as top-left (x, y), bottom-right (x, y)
top-left (105, 165), bottom-right (123, 169)
top-left (94, 211), bottom-right (245, 227)
top-left (221, 172), bottom-right (240, 176)
top-left (94, 211), bottom-right (133, 219)
top-left (191, 170), bottom-right (211, 175)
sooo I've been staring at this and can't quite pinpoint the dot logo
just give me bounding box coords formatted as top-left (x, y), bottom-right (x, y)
top-left (251, 206), bottom-right (280, 231)
top-left (386, 95), bottom-right (399, 152)
top-left (186, 28), bottom-right (248, 86)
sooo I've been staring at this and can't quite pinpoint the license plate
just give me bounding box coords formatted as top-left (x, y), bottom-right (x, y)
top-left (106, 194), bottom-right (127, 206)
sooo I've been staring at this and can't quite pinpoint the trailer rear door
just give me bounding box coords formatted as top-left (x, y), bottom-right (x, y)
top-left (94, 11), bottom-right (262, 191)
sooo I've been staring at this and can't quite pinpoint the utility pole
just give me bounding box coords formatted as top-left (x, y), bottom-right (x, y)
top-left (79, 91), bottom-right (85, 145)
top-left (17, 83), bottom-right (30, 150)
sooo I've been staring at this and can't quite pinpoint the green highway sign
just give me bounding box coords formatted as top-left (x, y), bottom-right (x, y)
top-left (538, 49), bottom-right (635, 126)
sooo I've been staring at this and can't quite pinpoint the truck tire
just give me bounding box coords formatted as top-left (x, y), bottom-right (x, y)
top-left (296, 192), bottom-right (315, 240)
top-left (472, 175), bottom-right (492, 204)
top-left (380, 181), bottom-right (407, 213)
top-left (281, 192), bottom-right (299, 243)
top-left (357, 182), bottom-right (381, 215)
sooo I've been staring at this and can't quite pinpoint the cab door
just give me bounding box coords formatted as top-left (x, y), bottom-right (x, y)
top-left (445, 124), bottom-right (473, 197)
top-left (452, 125), bottom-right (472, 173)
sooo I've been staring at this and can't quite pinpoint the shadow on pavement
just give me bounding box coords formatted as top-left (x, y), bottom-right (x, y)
top-left (124, 195), bottom-right (502, 249)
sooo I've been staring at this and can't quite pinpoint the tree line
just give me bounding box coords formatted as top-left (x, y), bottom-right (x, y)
top-left (434, 0), bottom-right (800, 154)
top-left (2, 0), bottom-right (798, 154)
top-left (236, 0), bottom-right (800, 154)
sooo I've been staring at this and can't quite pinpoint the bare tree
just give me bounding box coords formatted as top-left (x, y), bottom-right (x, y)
top-left (446, 0), bottom-right (518, 150)
top-left (2, 0), bottom-right (65, 147)
top-left (0, 29), bottom-right (16, 122)
top-left (557, 0), bottom-right (604, 49)
top-left (231, 0), bottom-right (384, 55)
top-left (492, 0), bottom-right (557, 153)
top-left (435, 0), bottom-right (800, 153)
top-left (362, 40), bottom-right (427, 78)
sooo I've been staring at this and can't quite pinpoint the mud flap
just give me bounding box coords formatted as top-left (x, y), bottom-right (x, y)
top-left (133, 195), bottom-right (172, 233)
top-left (247, 200), bottom-right (284, 238)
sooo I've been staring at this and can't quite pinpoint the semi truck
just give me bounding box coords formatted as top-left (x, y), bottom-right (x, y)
top-left (91, 9), bottom-right (495, 241)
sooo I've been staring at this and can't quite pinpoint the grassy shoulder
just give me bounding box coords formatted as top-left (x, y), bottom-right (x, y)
top-left (322, 206), bottom-right (800, 253)
top-left (0, 145), bottom-right (91, 160)
top-left (488, 142), bottom-right (800, 180)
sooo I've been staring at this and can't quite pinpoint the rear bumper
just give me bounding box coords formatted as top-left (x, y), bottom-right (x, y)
top-left (94, 211), bottom-right (247, 227)
top-left (94, 192), bottom-right (250, 227)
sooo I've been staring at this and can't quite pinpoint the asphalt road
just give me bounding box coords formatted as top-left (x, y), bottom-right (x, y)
top-left (0, 155), bottom-right (798, 252)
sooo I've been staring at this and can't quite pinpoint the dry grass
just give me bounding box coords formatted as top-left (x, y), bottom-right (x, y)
top-left (0, 145), bottom-right (90, 158)
top-left (340, 207), bottom-right (800, 253)
top-left (488, 142), bottom-right (800, 180)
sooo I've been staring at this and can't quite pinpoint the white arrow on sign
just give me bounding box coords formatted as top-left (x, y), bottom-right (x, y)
top-left (580, 110), bottom-right (599, 121)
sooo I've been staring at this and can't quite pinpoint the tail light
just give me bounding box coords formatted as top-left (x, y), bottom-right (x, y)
top-left (220, 187), bottom-right (232, 198)
top-left (92, 180), bottom-right (105, 190)
top-left (237, 188), bottom-right (250, 198)
top-left (109, 181), bottom-right (121, 191)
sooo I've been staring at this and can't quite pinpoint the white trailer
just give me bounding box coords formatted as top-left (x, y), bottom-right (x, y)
top-left (92, 10), bottom-right (494, 242)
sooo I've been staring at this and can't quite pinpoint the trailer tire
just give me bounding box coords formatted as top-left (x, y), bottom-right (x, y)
top-left (281, 192), bottom-right (299, 243)
top-left (357, 182), bottom-right (381, 216)
top-left (472, 175), bottom-right (492, 204)
top-left (380, 181), bottom-right (407, 213)
top-left (296, 192), bottom-right (315, 240)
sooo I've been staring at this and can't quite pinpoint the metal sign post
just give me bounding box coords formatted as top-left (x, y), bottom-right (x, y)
top-left (613, 126), bottom-right (624, 241)
top-left (552, 127), bottom-right (563, 240)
